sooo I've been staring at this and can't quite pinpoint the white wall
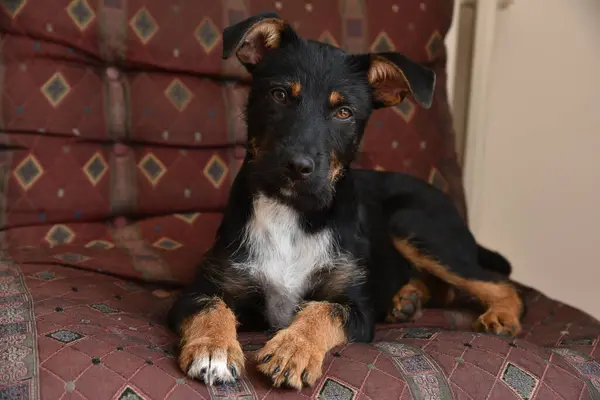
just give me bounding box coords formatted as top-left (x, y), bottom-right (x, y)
top-left (444, 0), bottom-right (462, 104)
top-left (470, 0), bottom-right (600, 319)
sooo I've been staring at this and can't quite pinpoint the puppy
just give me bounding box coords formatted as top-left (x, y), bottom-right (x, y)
top-left (168, 12), bottom-right (523, 390)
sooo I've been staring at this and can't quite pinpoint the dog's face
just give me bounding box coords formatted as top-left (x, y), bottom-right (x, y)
top-left (223, 13), bottom-right (436, 212)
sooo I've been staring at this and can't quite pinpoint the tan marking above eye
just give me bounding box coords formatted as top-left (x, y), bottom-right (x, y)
top-left (289, 82), bottom-right (302, 97)
top-left (329, 91), bottom-right (344, 106)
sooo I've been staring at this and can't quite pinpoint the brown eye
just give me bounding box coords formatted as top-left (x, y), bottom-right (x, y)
top-left (271, 88), bottom-right (287, 103)
top-left (335, 107), bottom-right (353, 120)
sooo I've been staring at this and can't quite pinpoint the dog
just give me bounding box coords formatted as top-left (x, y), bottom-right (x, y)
top-left (167, 12), bottom-right (524, 390)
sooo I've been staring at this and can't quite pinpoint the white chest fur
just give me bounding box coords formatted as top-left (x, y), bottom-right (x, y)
top-left (235, 194), bottom-right (336, 329)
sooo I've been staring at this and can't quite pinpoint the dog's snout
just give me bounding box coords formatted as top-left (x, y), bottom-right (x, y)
top-left (287, 155), bottom-right (315, 179)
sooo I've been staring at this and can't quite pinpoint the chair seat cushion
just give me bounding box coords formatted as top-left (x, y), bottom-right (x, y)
top-left (5, 259), bottom-right (599, 400)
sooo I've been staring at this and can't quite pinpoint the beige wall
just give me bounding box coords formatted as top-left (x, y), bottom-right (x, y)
top-left (468, 0), bottom-right (600, 319)
top-left (444, 0), bottom-right (461, 103)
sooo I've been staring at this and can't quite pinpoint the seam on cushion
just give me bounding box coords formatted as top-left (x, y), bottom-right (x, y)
top-left (98, 1), bottom-right (138, 215)
top-left (99, 0), bottom-right (127, 63)
top-left (97, 1), bottom-right (172, 282)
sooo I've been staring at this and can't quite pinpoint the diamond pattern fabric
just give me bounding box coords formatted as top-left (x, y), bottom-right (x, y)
top-left (47, 329), bottom-right (84, 344)
top-left (3, 258), bottom-right (600, 400)
top-left (195, 18), bottom-right (220, 54)
top-left (130, 8), bottom-right (158, 44)
top-left (83, 153), bottom-right (108, 185)
top-left (502, 363), bottom-right (538, 399)
top-left (13, 154), bottom-right (44, 191)
top-left (1, 0), bottom-right (25, 17)
top-left (41, 73), bottom-right (71, 107)
top-left (2, 1), bottom-right (597, 399)
top-left (66, 0), bottom-right (95, 31)
top-left (0, 0), bottom-right (469, 229)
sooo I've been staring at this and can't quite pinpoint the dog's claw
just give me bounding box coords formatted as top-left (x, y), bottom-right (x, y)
top-left (261, 354), bottom-right (272, 363)
top-left (400, 303), bottom-right (414, 315)
top-left (301, 370), bottom-right (308, 384)
top-left (256, 328), bottom-right (324, 390)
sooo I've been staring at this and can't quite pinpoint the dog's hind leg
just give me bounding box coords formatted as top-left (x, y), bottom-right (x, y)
top-left (387, 275), bottom-right (456, 322)
top-left (388, 211), bottom-right (523, 336)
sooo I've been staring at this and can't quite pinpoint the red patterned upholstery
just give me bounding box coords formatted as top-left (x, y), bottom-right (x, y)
top-left (1, 1), bottom-right (598, 399)
top-left (1, 0), bottom-right (463, 282)
top-left (4, 260), bottom-right (600, 400)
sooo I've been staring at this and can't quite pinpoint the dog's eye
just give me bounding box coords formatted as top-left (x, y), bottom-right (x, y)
top-left (335, 107), bottom-right (353, 120)
top-left (271, 88), bottom-right (287, 103)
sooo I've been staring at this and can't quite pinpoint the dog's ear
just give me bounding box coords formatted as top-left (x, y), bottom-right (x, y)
top-left (222, 12), bottom-right (297, 71)
top-left (365, 52), bottom-right (436, 109)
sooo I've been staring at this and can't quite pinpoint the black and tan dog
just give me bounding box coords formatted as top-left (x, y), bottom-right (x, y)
top-left (168, 12), bottom-right (523, 390)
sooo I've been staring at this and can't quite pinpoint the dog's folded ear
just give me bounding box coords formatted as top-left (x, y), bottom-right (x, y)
top-left (222, 12), bottom-right (297, 71)
top-left (366, 52), bottom-right (436, 109)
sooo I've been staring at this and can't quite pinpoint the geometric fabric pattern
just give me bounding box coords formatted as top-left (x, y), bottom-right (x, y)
top-left (46, 329), bottom-right (84, 344)
top-left (318, 378), bottom-right (356, 399)
top-left (138, 153), bottom-right (167, 186)
top-left (318, 31), bottom-right (339, 48)
top-left (117, 387), bottom-right (144, 400)
top-left (428, 167), bottom-right (449, 193)
top-left (174, 212), bottom-right (200, 224)
top-left (129, 7), bottom-right (158, 44)
top-left (164, 79), bottom-right (193, 112)
top-left (33, 271), bottom-right (59, 281)
top-left (370, 31), bottom-right (395, 53)
top-left (502, 363), bottom-right (538, 399)
top-left (90, 303), bottom-right (120, 314)
top-left (393, 99), bottom-right (416, 123)
top-left (152, 237), bottom-right (182, 250)
top-left (195, 17), bottom-right (220, 54)
top-left (12, 258), bottom-right (600, 400)
top-left (203, 154), bottom-right (228, 188)
top-left (83, 152), bottom-right (108, 185)
top-left (85, 240), bottom-right (115, 249)
top-left (53, 253), bottom-right (90, 264)
top-left (41, 73), bottom-right (71, 107)
top-left (44, 225), bottom-right (75, 246)
top-left (0, 0), bottom-right (26, 18)
top-left (13, 154), bottom-right (44, 191)
top-left (66, 0), bottom-right (95, 31)
top-left (426, 31), bottom-right (444, 61)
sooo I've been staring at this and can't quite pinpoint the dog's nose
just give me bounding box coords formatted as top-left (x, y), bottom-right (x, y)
top-left (287, 155), bottom-right (315, 179)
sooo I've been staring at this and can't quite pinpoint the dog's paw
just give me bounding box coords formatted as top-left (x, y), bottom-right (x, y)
top-left (179, 339), bottom-right (245, 386)
top-left (475, 307), bottom-right (521, 337)
top-left (387, 287), bottom-right (423, 323)
top-left (255, 328), bottom-right (324, 390)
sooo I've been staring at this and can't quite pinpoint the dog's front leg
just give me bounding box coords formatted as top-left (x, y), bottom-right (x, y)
top-left (169, 292), bottom-right (244, 386)
top-left (256, 301), bottom-right (357, 390)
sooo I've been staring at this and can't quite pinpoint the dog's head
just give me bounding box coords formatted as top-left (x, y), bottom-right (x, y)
top-left (223, 13), bottom-right (436, 212)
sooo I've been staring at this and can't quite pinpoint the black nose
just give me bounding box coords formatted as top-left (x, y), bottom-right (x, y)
top-left (287, 155), bottom-right (315, 179)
